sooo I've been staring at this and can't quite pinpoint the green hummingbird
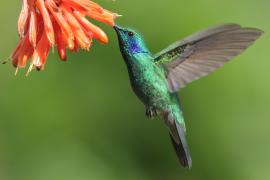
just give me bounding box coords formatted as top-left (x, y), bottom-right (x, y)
top-left (114, 24), bottom-right (262, 168)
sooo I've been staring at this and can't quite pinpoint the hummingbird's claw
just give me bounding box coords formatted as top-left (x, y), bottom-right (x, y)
top-left (146, 107), bottom-right (158, 119)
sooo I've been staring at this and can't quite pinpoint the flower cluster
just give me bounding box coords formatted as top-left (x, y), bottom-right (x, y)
top-left (12, 0), bottom-right (118, 74)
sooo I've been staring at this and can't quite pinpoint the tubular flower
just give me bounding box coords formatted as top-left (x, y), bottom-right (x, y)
top-left (13, 0), bottom-right (118, 74)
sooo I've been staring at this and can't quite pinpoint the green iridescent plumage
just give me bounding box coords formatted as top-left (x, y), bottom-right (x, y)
top-left (114, 24), bottom-right (263, 168)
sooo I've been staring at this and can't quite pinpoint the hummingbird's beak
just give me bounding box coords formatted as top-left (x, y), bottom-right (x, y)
top-left (113, 25), bottom-right (124, 32)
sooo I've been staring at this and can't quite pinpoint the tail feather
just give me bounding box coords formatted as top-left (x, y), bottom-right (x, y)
top-left (169, 121), bottom-right (192, 168)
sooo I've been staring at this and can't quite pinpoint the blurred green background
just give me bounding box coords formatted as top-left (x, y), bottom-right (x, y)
top-left (0, 0), bottom-right (269, 180)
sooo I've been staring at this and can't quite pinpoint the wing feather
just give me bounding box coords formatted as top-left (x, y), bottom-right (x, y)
top-left (154, 24), bottom-right (263, 92)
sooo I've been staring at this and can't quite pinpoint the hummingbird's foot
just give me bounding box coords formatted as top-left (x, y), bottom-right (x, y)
top-left (146, 107), bottom-right (158, 119)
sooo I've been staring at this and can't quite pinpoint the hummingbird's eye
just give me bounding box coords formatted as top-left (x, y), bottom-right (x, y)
top-left (127, 31), bottom-right (134, 37)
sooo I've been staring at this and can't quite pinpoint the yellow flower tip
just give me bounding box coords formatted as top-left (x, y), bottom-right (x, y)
top-left (26, 64), bottom-right (34, 76)
top-left (115, 13), bottom-right (122, 17)
top-left (15, 67), bottom-right (19, 76)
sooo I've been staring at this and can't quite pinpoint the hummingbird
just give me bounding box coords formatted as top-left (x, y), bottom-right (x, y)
top-left (114, 24), bottom-right (263, 168)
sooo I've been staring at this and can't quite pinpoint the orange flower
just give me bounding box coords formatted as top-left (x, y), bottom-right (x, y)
top-left (13, 0), bottom-right (118, 74)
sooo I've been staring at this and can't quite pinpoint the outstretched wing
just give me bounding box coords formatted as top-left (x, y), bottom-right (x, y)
top-left (154, 24), bottom-right (263, 92)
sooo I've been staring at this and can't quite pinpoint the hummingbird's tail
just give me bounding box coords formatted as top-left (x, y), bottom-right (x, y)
top-left (167, 117), bottom-right (192, 168)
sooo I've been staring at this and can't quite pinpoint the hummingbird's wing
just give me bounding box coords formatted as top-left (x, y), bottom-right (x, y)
top-left (154, 24), bottom-right (263, 92)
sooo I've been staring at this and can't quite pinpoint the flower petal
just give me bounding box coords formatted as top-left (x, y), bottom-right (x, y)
top-left (61, 5), bottom-right (91, 50)
top-left (18, 0), bottom-right (29, 37)
top-left (28, 10), bottom-right (38, 47)
top-left (45, 0), bottom-right (75, 44)
top-left (12, 32), bottom-right (34, 68)
top-left (32, 27), bottom-right (51, 69)
top-left (71, 39), bottom-right (79, 52)
top-left (73, 10), bottom-right (108, 44)
top-left (12, 39), bottom-right (24, 67)
top-left (36, 0), bottom-right (55, 45)
top-left (62, 0), bottom-right (103, 13)
top-left (54, 21), bottom-right (67, 61)
top-left (85, 10), bottom-right (116, 26)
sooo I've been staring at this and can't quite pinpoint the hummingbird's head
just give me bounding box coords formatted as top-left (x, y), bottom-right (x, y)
top-left (114, 25), bottom-right (150, 56)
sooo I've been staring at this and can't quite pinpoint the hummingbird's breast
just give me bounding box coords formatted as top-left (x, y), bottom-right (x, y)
top-left (125, 54), bottom-right (171, 107)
